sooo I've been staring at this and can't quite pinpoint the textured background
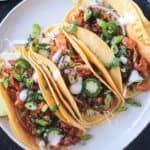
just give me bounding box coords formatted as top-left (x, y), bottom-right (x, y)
top-left (0, 0), bottom-right (150, 150)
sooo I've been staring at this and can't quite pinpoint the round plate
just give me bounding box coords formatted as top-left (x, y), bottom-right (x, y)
top-left (0, 0), bottom-right (150, 150)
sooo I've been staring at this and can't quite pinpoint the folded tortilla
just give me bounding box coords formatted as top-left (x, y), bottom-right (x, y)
top-left (131, 1), bottom-right (150, 36)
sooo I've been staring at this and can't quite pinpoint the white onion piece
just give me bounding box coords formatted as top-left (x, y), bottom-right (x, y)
top-left (4, 61), bottom-right (12, 68)
top-left (64, 69), bottom-right (71, 74)
top-left (36, 139), bottom-right (45, 150)
top-left (58, 55), bottom-right (71, 69)
top-left (58, 56), bottom-right (65, 69)
top-left (32, 72), bottom-right (38, 83)
top-left (19, 89), bottom-right (28, 102)
top-left (128, 70), bottom-right (144, 86)
top-left (90, 4), bottom-right (126, 35)
top-left (70, 77), bottom-right (83, 95)
top-left (52, 70), bottom-right (61, 81)
top-left (39, 140), bottom-right (45, 150)
top-left (52, 49), bottom-right (62, 63)
top-left (47, 27), bottom-right (61, 39)
top-left (120, 55), bottom-right (128, 64)
top-left (118, 13), bottom-right (135, 25)
top-left (48, 131), bottom-right (63, 146)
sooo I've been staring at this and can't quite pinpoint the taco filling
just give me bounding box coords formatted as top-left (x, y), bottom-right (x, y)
top-left (0, 58), bottom-right (82, 149)
top-left (69, 3), bottom-right (150, 93)
top-left (31, 31), bottom-right (117, 117)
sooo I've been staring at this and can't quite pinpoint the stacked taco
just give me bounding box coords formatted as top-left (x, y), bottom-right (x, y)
top-left (64, 0), bottom-right (150, 98)
top-left (25, 24), bottom-right (124, 128)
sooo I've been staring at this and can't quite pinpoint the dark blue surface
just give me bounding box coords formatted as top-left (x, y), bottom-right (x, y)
top-left (0, 0), bottom-right (150, 150)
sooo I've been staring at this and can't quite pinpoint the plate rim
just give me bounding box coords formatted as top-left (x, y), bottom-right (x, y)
top-left (0, 0), bottom-right (150, 149)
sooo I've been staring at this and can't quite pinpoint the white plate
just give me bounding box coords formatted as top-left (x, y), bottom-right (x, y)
top-left (0, 0), bottom-right (150, 150)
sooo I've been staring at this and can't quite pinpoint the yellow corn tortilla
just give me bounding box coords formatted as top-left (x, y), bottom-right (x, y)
top-left (28, 25), bottom-right (124, 128)
top-left (0, 97), bottom-right (7, 117)
top-left (131, 1), bottom-right (150, 36)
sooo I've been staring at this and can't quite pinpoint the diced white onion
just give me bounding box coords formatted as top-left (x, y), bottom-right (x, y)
top-left (88, 0), bottom-right (101, 5)
top-left (47, 27), bottom-right (61, 39)
top-left (52, 50), bottom-right (62, 63)
top-left (118, 13), bottom-right (135, 25)
top-left (19, 89), bottom-right (28, 102)
top-left (48, 131), bottom-right (63, 146)
top-left (64, 69), bottom-right (71, 74)
top-left (32, 72), bottom-right (38, 83)
top-left (128, 70), bottom-right (143, 86)
top-left (120, 55), bottom-right (128, 64)
top-left (39, 140), bottom-right (45, 150)
top-left (52, 70), bottom-right (61, 81)
top-left (70, 77), bottom-right (83, 95)
top-left (4, 61), bottom-right (12, 68)
top-left (36, 139), bottom-right (45, 150)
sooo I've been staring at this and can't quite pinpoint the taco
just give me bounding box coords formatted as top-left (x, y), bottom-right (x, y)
top-left (25, 24), bottom-right (124, 128)
top-left (64, 0), bottom-right (150, 97)
top-left (0, 48), bottom-right (85, 150)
